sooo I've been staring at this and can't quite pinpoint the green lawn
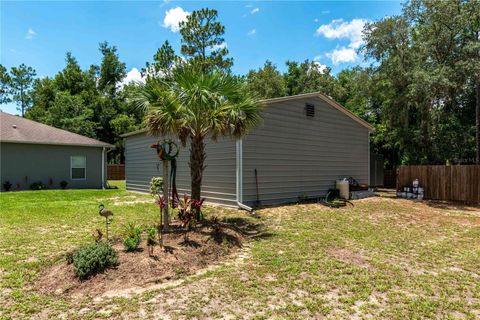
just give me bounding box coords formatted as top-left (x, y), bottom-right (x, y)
top-left (1, 184), bottom-right (480, 319)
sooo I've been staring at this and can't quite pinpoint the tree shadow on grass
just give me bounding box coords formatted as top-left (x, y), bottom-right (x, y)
top-left (179, 239), bottom-right (201, 248)
top-left (422, 200), bottom-right (480, 212)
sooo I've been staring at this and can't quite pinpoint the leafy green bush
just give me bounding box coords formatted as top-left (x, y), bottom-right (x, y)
top-left (146, 226), bottom-right (157, 246)
top-left (60, 180), bottom-right (68, 189)
top-left (123, 223), bottom-right (141, 252)
top-left (30, 181), bottom-right (46, 190)
top-left (72, 242), bottom-right (118, 280)
top-left (149, 177), bottom-right (164, 196)
top-left (3, 181), bottom-right (12, 191)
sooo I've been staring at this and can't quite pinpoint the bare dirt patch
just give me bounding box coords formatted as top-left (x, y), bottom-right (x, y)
top-left (37, 223), bottom-right (248, 298)
top-left (326, 247), bottom-right (373, 269)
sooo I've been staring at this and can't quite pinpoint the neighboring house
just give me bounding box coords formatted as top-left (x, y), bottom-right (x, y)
top-left (0, 112), bottom-right (113, 190)
top-left (122, 92), bottom-right (374, 208)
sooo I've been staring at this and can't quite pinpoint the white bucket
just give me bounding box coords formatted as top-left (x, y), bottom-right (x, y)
top-left (336, 180), bottom-right (349, 200)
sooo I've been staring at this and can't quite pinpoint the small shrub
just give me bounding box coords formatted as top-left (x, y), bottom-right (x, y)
top-left (149, 177), bottom-right (164, 196)
top-left (3, 181), bottom-right (12, 191)
top-left (72, 242), bottom-right (118, 280)
top-left (65, 250), bottom-right (75, 265)
top-left (178, 194), bottom-right (200, 242)
top-left (123, 223), bottom-right (141, 252)
top-left (60, 180), bottom-right (68, 189)
top-left (146, 226), bottom-right (157, 256)
top-left (30, 181), bottom-right (46, 190)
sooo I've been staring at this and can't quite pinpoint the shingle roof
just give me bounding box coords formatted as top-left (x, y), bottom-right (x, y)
top-left (0, 112), bottom-right (113, 148)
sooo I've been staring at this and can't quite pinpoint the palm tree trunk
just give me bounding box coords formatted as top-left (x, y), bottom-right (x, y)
top-left (189, 135), bottom-right (206, 220)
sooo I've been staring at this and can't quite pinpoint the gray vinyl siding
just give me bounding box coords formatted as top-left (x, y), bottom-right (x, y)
top-left (0, 142), bottom-right (105, 190)
top-left (242, 96), bottom-right (370, 206)
top-left (125, 134), bottom-right (237, 207)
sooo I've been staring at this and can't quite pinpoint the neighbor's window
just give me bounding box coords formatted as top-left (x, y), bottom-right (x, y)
top-left (71, 156), bottom-right (86, 180)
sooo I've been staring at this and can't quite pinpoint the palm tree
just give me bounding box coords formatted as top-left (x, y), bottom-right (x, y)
top-left (132, 68), bottom-right (262, 218)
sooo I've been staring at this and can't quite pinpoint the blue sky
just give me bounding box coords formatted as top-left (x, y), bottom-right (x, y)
top-left (1, 1), bottom-right (402, 114)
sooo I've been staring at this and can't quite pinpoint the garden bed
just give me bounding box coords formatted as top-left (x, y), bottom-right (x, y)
top-left (37, 222), bottom-right (246, 298)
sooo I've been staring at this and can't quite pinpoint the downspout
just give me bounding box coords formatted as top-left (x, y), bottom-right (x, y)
top-left (102, 147), bottom-right (105, 190)
top-left (236, 138), bottom-right (255, 214)
top-left (367, 131), bottom-right (371, 189)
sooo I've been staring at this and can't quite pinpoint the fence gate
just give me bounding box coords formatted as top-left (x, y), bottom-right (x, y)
top-left (370, 153), bottom-right (384, 187)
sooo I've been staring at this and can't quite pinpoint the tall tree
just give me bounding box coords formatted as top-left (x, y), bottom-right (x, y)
top-left (0, 64), bottom-right (12, 105)
top-left (284, 60), bottom-right (337, 97)
top-left (246, 61), bottom-right (286, 99)
top-left (143, 40), bottom-right (178, 79)
top-left (97, 42), bottom-right (127, 95)
top-left (55, 53), bottom-right (87, 95)
top-left (132, 68), bottom-right (261, 218)
top-left (26, 48), bottom-right (139, 163)
top-left (9, 64), bottom-right (36, 116)
top-left (179, 8), bottom-right (233, 73)
top-left (364, 0), bottom-right (480, 165)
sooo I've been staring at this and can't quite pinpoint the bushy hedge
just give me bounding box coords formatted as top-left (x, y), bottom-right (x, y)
top-left (72, 242), bottom-right (118, 280)
top-left (30, 181), bottom-right (47, 190)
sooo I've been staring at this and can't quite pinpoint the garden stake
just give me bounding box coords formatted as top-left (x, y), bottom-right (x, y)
top-left (151, 140), bottom-right (179, 231)
top-left (98, 204), bottom-right (113, 241)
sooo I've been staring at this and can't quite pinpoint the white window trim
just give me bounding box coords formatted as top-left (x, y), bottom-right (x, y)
top-left (71, 156), bottom-right (87, 180)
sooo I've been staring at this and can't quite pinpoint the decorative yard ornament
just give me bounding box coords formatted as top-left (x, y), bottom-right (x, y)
top-left (150, 139), bottom-right (180, 231)
top-left (98, 203), bottom-right (113, 240)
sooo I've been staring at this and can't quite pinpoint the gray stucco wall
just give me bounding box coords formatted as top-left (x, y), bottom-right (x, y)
top-left (0, 142), bottom-right (105, 190)
top-left (242, 96), bottom-right (370, 206)
top-left (125, 134), bottom-right (237, 207)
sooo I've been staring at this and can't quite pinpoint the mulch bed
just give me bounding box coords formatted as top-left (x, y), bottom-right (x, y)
top-left (37, 222), bottom-right (247, 298)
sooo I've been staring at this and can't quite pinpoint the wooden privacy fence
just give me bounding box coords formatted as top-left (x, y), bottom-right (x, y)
top-left (383, 169), bottom-right (397, 188)
top-left (107, 164), bottom-right (125, 180)
top-left (398, 165), bottom-right (480, 204)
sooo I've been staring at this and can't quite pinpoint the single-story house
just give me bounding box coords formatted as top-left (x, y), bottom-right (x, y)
top-left (0, 112), bottom-right (113, 190)
top-left (122, 92), bottom-right (374, 208)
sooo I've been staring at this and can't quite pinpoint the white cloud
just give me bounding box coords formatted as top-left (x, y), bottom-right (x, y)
top-left (314, 18), bottom-right (319, 22)
top-left (313, 61), bottom-right (328, 73)
top-left (245, 4), bottom-right (253, 8)
top-left (210, 42), bottom-right (227, 51)
top-left (325, 47), bottom-right (358, 65)
top-left (160, 0), bottom-right (172, 7)
top-left (322, 10), bottom-right (330, 14)
top-left (162, 6), bottom-right (190, 32)
top-left (25, 28), bottom-right (37, 40)
top-left (247, 29), bottom-right (256, 36)
top-left (120, 68), bottom-right (144, 88)
top-left (316, 18), bottom-right (368, 64)
top-left (250, 8), bottom-right (259, 14)
top-left (312, 56), bottom-right (328, 73)
top-left (316, 18), bottom-right (367, 49)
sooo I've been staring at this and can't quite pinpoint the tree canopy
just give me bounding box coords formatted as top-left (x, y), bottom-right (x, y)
top-left (0, 1), bottom-right (478, 167)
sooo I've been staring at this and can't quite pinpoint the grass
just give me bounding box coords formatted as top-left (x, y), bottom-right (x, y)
top-left (1, 184), bottom-right (480, 319)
